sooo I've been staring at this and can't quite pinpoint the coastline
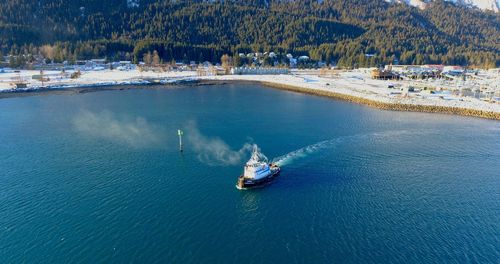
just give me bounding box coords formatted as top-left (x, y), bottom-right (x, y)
top-left (0, 83), bottom-right (160, 99)
top-left (258, 81), bottom-right (500, 120)
top-left (1, 69), bottom-right (499, 120)
top-left (0, 78), bottom-right (203, 99)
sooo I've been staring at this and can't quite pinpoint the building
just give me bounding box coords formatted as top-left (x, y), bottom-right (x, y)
top-left (231, 67), bottom-right (289, 75)
top-left (371, 68), bottom-right (399, 79)
top-left (115, 61), bottom-right (135, 71)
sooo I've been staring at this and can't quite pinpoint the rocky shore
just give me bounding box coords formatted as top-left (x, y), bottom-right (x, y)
top-left (259, 81), bottom-right (500, 120)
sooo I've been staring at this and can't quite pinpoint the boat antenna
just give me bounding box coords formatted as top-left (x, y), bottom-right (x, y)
top-left (177, 129), bottom-right (184, 152)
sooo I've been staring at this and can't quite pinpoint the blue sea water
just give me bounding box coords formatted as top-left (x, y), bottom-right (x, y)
top-left (0, 84), bottom-right (499, 263)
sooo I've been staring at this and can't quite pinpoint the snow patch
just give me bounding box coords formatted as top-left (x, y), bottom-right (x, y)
top-left (386, 0), bottom-right (499, 12)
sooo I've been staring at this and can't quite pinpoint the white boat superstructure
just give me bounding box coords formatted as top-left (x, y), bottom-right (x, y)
top-left (243, 147), bottom-right (271, 180)
top-left (236, 145), bottom-right (280, 190)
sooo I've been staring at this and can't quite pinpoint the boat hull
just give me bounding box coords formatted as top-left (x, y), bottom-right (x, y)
top-left (236, 168), bottom-right (280, 190)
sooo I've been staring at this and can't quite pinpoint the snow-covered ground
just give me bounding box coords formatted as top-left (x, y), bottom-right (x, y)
top-left (385, 0), bottom-right (500, 12)
top-left (1, 68), bottom-right (499, 115)
top-left (205, 70), bottom-right (500, 114)
top-left (0, 69), bottom-right (197, 91)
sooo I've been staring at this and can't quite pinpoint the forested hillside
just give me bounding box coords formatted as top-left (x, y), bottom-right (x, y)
top-left (0, 0), bottom-right (498, 67)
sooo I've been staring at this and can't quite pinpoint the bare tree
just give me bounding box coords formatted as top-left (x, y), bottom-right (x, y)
top-left (143, 51), bottom-right (152, 66)
top-left (152, 50), bottom-right (160, 66)
top-left (40, 45), bottom-right (55, 62)
top-left (221, 54), bottom-right (232, 75)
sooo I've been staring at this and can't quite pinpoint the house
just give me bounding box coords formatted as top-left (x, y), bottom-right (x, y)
top-left (371, 68), bottom-right (399, 79)
top-left (116, 61), bottom-right (135, 71)
top-left (87, 59), bottom-right (107, 70)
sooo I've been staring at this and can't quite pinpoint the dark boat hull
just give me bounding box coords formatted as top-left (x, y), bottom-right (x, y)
top-left (236, 168), bottom-right (281, 190)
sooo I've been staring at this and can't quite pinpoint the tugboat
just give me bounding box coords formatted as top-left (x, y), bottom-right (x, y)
top-left (236, 145), bottom-right (280, 190)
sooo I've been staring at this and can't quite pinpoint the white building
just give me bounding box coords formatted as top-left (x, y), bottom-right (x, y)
top-left (231, 67), bottom-right (289, 75)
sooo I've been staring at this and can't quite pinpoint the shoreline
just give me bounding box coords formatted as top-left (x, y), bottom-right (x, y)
top-left (0, 70), bottom-right (499, 121)
top-left (0, 79), bottom-right (205, 99)
top-left (258, 81), bottom-right (500, 121)
top-left (197, 78), bottom-right (500, 121)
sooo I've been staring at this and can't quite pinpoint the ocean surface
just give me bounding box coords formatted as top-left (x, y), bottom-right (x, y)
top-left (0, 84), bottom-right (499, 263)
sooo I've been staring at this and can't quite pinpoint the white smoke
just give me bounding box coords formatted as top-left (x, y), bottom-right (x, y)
top-left (73, 110), bottom-right (164, 148)
top-left (185, 121), bottom-right (254, 166)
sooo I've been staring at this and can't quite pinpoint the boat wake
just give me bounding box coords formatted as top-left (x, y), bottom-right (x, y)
top-left (272, 138), bottom-right (345, 167)
top-left (271, 130), bottom-right (420, 167)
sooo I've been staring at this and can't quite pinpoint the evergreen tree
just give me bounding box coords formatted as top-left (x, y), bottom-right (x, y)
top-left (0, 0), bottom-right (497, 68)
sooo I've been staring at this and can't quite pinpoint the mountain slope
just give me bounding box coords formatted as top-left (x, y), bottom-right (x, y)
top-left (0, 0), bottom-right (498, 67)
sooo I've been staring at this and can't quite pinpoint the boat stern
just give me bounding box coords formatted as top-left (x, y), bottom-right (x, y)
top-left (236, 175), bottom-right (245, 190)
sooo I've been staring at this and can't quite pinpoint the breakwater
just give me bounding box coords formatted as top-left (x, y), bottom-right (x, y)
top-left (260, 81), bottom-right (500, 121)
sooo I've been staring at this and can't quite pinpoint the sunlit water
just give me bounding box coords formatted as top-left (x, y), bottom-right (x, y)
top-left (0, 84), bottom-right (499, 263)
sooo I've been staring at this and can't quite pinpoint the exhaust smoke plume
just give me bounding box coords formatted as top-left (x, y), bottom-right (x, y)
top-left (73, 110), bottom-right (164, 148)
top-left (185, 122), bottom-right (254, 166)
